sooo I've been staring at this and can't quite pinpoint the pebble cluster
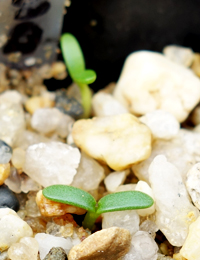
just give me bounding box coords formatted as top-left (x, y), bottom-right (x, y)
top-left (1, 46), bottom-right (200, 260)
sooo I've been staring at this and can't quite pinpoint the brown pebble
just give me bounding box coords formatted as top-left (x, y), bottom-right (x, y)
top-left (68, 227), bottom-right (131, 260)
top-left (43, 247), bottom-right (67, 260)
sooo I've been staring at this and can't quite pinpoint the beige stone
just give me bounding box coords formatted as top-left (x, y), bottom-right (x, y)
top-left (25, 96), bottom-right (54, 115)
top-left (36, 190), bottom-right (86, 217)
top-left (68, 227), bottom-right (131, 260)
top-left (0, 163), bottom-right (10, 185)
top-left (72, 113), bottom-right (152, 171)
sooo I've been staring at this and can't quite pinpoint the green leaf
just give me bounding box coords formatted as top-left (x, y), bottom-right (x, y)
top-left (96, 191), bottom-right (154, 214)
top-left (42, 185), bottom-right (97, 213)
top-left (60, 33), bottom-right (96, 85)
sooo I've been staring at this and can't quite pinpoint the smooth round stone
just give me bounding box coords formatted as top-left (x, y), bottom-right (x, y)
top-left (55, 90), bottom-right (83, 118)
top-left (0, 140), bottom-right (12, 164)
top-left (0, 184), bottom-right (20, 211)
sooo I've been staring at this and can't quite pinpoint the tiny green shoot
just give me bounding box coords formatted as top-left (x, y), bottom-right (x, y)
top-left (60, 33), bottom-right (96, 118)
top-left (42, 185), bottom-right (154, 230)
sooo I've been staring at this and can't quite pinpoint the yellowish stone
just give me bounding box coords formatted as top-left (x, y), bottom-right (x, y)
top-left (36, 190), bottom-right (86, 217)
top-left (173, 253), bottom-right (187, 260)
top-left (11, 148), bottom-right (25, 169)
top-left (0, 163), bottom-right (10, 185)
top-left (25, 96), bottom-right (54, 115)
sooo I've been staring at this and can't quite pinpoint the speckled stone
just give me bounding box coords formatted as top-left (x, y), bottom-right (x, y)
top-left (43, 247), bottom-right (68, 260)
top-left (0, 140), bottom-right (12, 164)
top-left (0, 184), bottom-right (19, 211)
top-left (55, 90), bottom-right (83, 118)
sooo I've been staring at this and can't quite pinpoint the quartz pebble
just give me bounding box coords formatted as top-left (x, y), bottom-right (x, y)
top-left (0, 184), bottom-right (19, 211)
top-left (115, 184), bottom-right (137, 192)
top-left (0, 251), bottom-right (9, 260)
top-left (163, 45), bottom-right (194, 67)
top-left (11, 148), bottom-right (25, 169)
top-left (71, 152), bottom-right (105, 191)
top-left (36, 190), bottom-right (86, 217)
top-left (23, 142), bottom-right (81, 187)
top-left (149, 155), bottom-right (199, 246)
top-left (72, 113), bottom-right (152, 171)
top-left (140, 110), bottom-right (180, 140)
top-left (4, 167), bottom-right (21, 193)
top-left (8, 237), bottom-right (39, 260)
top-left (0, 102), bottom-right (25, 146)
top-left (0, 140), bottom-right (12, 164)
top-left (68, 227), bottom-right (131, 260)
top-left (102, 210), bottom-right (140, 236)
top-left (135, 181), bottom-right (155, 216)
top-left (180, 216), bottom-right (200, 260)
top-left (132, 129), bottom-right (200, 182)
top-left (186, 163), bottom-right (200, 210)
top-left (43, 247), bottom-right (68, 260)
top-left (92, 92), bottom-right (128, 117)
top-left (0, 90), bottom-right (23, 105)
top-left (0, 208), bottom-right (33, 251)
top-left (139, 220), bottom-right (158, 239)
top-left (113, 51), bottom-right (200, 122)
top-left (122, 231), bottom-right (158, 260)
top-left (0, 163), bottom-right (10, 185)
top-left (35, 233), bottom-right (74, 260)
top-left (25, 95), bottom-right (55, 115)
top-left (104, 169), bottom-right (129, 192)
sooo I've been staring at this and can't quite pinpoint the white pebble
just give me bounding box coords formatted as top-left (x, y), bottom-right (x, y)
top-left (113, 51), bottom-right (200, 122)
top-left (135, 181), bottom-right (155, 216)
top-left (92, 92), bottom-right (128, 117)
top-left (0, 208), bottom-right (33, 251)
top-left (102, 210), bottom-right (140, 236)
top-left (163, 45), bottom-right (194, 67)
top-left (186, 163), bottom-right (200, 210)
top-left (35, 233), bottom-right (74, 260)
top-left (71, 152), bottom-right (105, 191)
top-left (122, 231), bottom-right (158, 260)
top-left (140, 110), bottom-right (180, 140)
top-left (149, 155), bottom-right (199, 246)
top-left (23, 142), bottom-right (81, 187)
top-left (104, 169), bottom-right (129, 192)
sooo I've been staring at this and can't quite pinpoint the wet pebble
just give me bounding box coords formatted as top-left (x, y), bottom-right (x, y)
top-left (55, 90), bottom-right (83, 118)
top-left (43, 247), bottom-right (68, 260)
top-left (0, 140), bottom-right (12, 164)
top-left (0, 184), bottom-right (20, 211)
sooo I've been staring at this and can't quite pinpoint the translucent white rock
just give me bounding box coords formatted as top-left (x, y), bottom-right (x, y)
top-left (0, 90), bottom-right (23, 105)
top-left (71, 152), bottom-right (105, 191)
top-left (5, 167), bottom-right (21, 193)
top-left (104, 169), bottom-right (129, 192)
top-left (186, 163), bottom-right (200, 210)
top-left (139, 220), bottom-right (158, 239)
top-left (140, 110), bottom-right (180, 140)
top-left (56, 114), bottom-right (74, 138)
top-left (72, 113), bottom-right (152, 171)
top-left (8, 237), bottom-right (38, 260)
top-left (0, 102), bottom-right (25, 146)
top-left (14, 130), bottom-right (50, 150)
top-left (23, 142), bottom-right (81, 187)
top-left (102, 210), bottom-right (140, 236)
top-left (180, 216), bottom-right (200, 260)
top-left (0, 208), bottom-right (33, 251)
top-left (113, 51), bottom-right (200, 122)
top-left (92, 92), bottom-right (128, 117)
top-left (31, 108), bottom-right (63, 134)
top-left (163, 45), bottom-right (194, 67)
top-left (149, 155), bottom-right (199, 246)
top-left (132, 129), bottom-right (200, 183)
top-left (20, 175), bottom-right (41, 193)
top-left (135, 181), bottom-right (155, 216)
top-left (122, 231), bottom-right (158, 260)
top-left (35, 233), bottom-right (74, 260)
top-left (115, 184), bottom-right (137, 192)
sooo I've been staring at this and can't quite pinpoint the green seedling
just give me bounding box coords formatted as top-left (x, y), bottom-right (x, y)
top-left (43, 185), bottom-right (154, 230)
top-left (60, 33), bottom-right (96, 118)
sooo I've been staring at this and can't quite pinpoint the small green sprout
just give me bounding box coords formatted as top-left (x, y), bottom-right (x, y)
top-left (42, 185), bottom-right (154, 230)
top-left (60, 33), bottom-right (97, 118)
